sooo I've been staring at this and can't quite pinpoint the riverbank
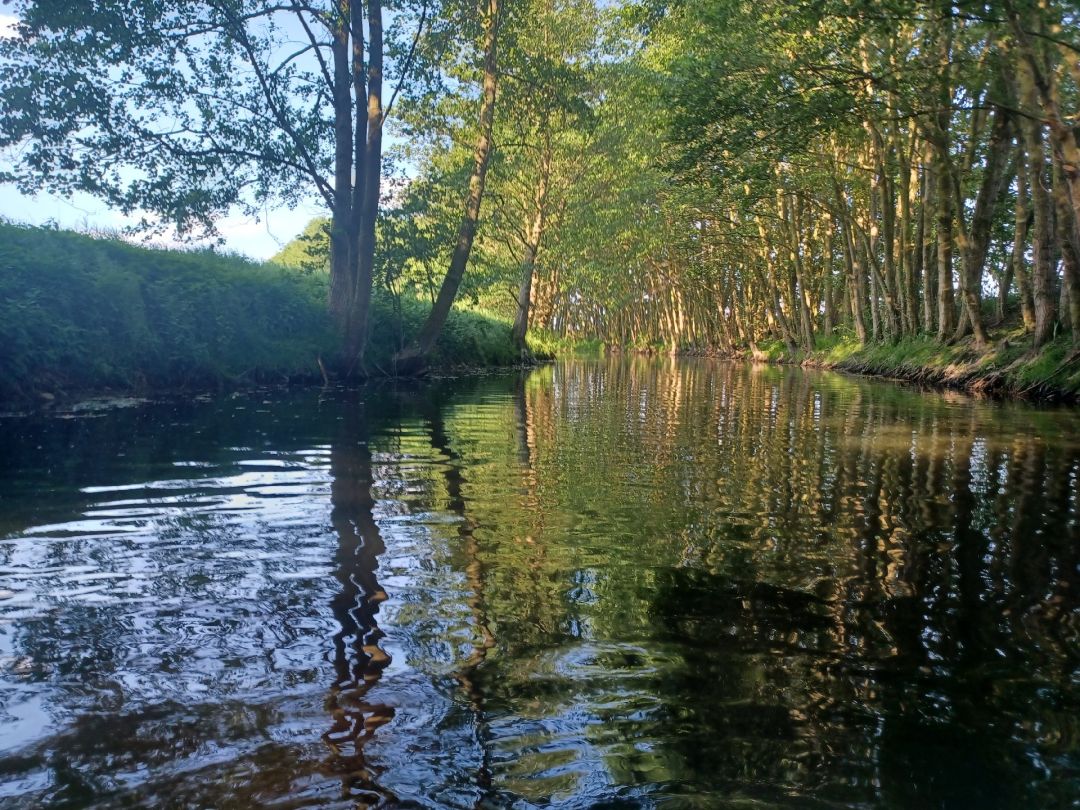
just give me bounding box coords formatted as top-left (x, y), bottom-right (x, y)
top-left (540, 329), bottom-right (1080, 403)
top-left (0, 223), bottom-right (524, 403)
top-left (750, 331), bottom-right (1080, 403)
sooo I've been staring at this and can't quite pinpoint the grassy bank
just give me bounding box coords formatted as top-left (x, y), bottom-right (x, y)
top-left (537, 328), bottom-right (1080, 402)
top-left (751, 329), bottom-right (1080, 402)
top-left (526, 331), bottom-right (606, 358)
top-left (0, 223), bottom-right (520, 402)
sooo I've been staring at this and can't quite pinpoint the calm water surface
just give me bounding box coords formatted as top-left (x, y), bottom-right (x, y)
top-left (0, 359), bottom-right (1078, 809)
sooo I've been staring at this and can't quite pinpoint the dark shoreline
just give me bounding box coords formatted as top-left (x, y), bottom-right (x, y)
top-left (0, 360), bottom-right (551, 417)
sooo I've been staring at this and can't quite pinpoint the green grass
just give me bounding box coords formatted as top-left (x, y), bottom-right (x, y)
top-left (0, 222), bottom-right (521, 401)
top-left (367, 296), bottom-right (520, 372)
top-left (527, 331), bottom-right (604, 358)
top-left (757, 326), bottom-right (1080, 401)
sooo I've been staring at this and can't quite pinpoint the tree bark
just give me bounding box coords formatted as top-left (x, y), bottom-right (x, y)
top-left (1052, 160), bottom-right (1080, 340)
top-left (921, 159), bottom-right (937, 334)
top-left (935, 144), bottom-right (956, 341)
top-left (1018, 62), bottom-right (1058, 348)
top-left (839, 208), bottom-right (868, 344)
top-left (512, 135), bottom-right (552, 356)
top-left (323, 0), bottom-right (384, 374)
top-left (933, 14), bottom-right (956, 342)
top-left (782, 194), bottom-right (815, 351)
top-left (823, 213), bottom-right (836, 333)
top-left (1012, 142), bottom-right (1036, 330)
top-left (953, 106), bottom-right (1011, 347)
top-left (328, 3), bottom-right (355, 328)
top-left (347, 0), bottom-right (383, 371)
top-left (395, 0), bottom-right (500, 373)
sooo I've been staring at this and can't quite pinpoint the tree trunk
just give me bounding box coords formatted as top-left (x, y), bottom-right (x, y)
top-left (877, 135), bottom-right (901, 338)
top-left (862, 229), bottom-right (900, 340)
top-left (909, 156), bottom-right (925, 332)
top-left (1052, 160), bottom-right (1080, 341)
top-left (921, 160), bottom-right (937, 333)
top-left (823, 213), bottom-right (836, 334)
top-left (953, 105), bottom-right (1011, 347)
top-left (936, 144), bottom-right (956, 341)
top-left (512, 240), bottom-right (540, 356)
top-left (899, 136), bottom-right (919, 335)
top-left (395, 0), bottom-right (500, 373)
top-left (838, 207), bottom-right (868, 344)
top-left (512, 137), bottom-right (551, 357)
top-left (323, 0), bottom-right (384, 374)
top-left (782, 194), bottom-right (815, 352)
top-left (329, 4), bottom-right (356, 331)
top-left (1019, 64), bottom-right (1057, 348)
top-left (1012, 142), bottom-right (1036, 330)
top-left (933, 14), bottom-right (956, 342)
top-left (348, 0), bottom-right (383, 371)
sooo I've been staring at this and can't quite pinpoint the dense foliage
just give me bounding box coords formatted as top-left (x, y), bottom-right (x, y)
top-left (269, 0), bottom-right (1080, 371)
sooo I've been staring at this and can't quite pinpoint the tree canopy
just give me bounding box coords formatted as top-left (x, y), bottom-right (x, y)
top-left (4, 0), bottom-right (1080, 368)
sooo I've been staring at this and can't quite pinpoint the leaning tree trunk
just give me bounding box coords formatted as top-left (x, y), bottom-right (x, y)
top-left (395, 0), bottom-right (500, 374)
top-left (512, 235), bottom-right (541, 356)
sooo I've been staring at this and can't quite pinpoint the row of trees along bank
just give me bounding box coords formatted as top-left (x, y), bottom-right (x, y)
top-left (3, 0), bottom-right (1080, 372)
top-left (616, 0), bottom-right (1080, 358)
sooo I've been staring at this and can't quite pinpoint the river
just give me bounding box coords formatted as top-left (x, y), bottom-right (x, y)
top-left (0, 359), bottom-right (1077, 808)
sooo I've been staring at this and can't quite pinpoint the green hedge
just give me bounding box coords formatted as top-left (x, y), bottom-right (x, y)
top-left (0, 223), bottom-right (518, 400)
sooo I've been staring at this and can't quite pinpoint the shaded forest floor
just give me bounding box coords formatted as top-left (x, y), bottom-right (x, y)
top-left (751, 329), bottom-right (1080, 403)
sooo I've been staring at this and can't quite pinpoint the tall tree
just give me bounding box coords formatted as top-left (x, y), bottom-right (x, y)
top-left (0, 0), bottom-right (429, 370)
top-left (394, 0), bottom-right (501, 372)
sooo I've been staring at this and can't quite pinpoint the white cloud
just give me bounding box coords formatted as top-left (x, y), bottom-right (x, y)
top-left (214, 207), bottom-right (322, 259)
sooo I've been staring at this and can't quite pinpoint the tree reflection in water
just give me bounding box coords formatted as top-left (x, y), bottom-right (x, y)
top-left (426, 394), bottom-right (497, 799)
top-left (0, 361), bottom-right (1078, 808)
top-left (323, 395), bottom-right (394, 804)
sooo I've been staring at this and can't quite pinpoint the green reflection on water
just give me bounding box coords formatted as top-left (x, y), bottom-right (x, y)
top-left (0, 358), bottom-right (1077, 809)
